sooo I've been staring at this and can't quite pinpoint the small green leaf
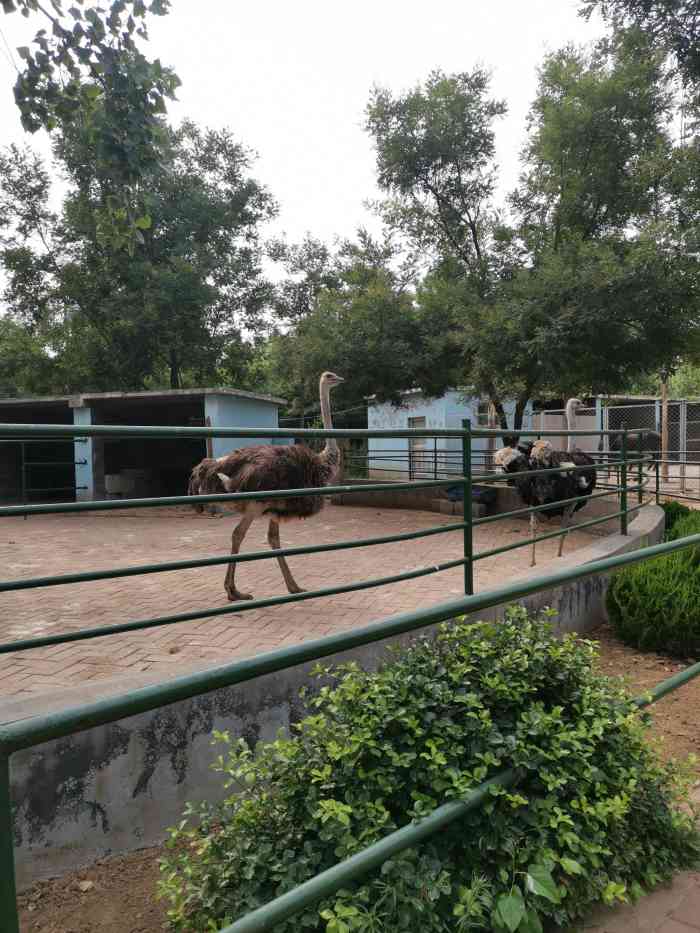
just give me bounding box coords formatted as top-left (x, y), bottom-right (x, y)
top-left (494, 889), bottom-right (526, 932)
top-left (560, 857), bottom-right (584, 876)
top-left (526, 865), bottom-right (560, 904)
top-left (520, 907), bottom-right (544, 933)
top-left (134, 213), bottom-right (152, 229)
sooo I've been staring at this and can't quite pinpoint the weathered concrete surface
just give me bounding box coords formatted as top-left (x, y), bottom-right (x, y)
top-left (3, 505), bottom-right (664, 888)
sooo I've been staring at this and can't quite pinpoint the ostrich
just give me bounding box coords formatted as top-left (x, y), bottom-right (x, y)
top-left (494, 399), bottom-right (597, 566)
top-left (188, 372), bottom-right (344, 601)
top-left (607, 427), bottom-right (661, 455)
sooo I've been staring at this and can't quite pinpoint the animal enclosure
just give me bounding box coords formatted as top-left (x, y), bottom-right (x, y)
top-left (0, 416), bottom-right (656, 931)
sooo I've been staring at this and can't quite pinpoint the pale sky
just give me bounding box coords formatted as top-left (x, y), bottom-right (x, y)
top-left (0, 0), bottom-right (605, 247)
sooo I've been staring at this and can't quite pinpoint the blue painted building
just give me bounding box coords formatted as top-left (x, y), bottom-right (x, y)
top-left (367, 389), bottom-right (533, 479)
top-left (0, 387), bottom-right (286, 504)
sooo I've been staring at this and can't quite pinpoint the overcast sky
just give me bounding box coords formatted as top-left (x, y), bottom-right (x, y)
top-left (0, 0), bottom-right (605, 247)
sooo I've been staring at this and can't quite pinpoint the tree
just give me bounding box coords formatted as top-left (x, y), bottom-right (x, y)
top-left (581, 0), bottom-right (700, 86)
top-left (263, 232), bottom-right (429, 416)
top-left (2, 0), bottom-right (180, 249)
top-left (513, 36), bottom-right (673, 250)
top-left (366, 68), bottom-right (507, 293)
top-left (0, 119), bottom-right (276, 391)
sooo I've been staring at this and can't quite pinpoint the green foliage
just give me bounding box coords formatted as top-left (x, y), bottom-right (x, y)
top-left (608, 510), bottom-right (700, 656)
top-left (0, 120), bottom-right (275, 392)
top-left (2, 0), bottom-right (180, 249)
top-left (366, 68), bottom-right (506, 284)
top-left (581, 1), bottom-right (700, 86)
top-left (661, 501), bottom-right (693, 536)
top-left (158, 608), bottom-right (699, 931)
top-left (265, 230), bottom-right (438, 413)
top-left (361, 49), bottom-right (700, 429)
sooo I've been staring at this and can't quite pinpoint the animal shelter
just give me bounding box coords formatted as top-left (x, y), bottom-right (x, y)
top-left (0, 388), bottom-right (285, 504)
top-left (366, 389), bottom-right (534, 479)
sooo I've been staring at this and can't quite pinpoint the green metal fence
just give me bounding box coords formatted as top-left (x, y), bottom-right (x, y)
top-left (0, 419), bottom-right (674, 932)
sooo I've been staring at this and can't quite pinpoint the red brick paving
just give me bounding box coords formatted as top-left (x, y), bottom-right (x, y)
top-left (0, 504), bottom-right (597, 697)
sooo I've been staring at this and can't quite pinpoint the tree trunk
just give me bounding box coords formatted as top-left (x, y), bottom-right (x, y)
top-left (169, 349), bottom-right (181, 390)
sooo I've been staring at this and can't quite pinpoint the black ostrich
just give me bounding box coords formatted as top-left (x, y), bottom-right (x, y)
top-left (494, 434), bottom-right (597, 567)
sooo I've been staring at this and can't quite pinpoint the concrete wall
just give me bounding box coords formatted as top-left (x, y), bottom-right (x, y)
top-left (367, 392), bottom-right (534, 479)
top-left (71, 404), bottom-right (105, 501)
top-left (204, 395), bottom-right (284, 459)
top-left (367, 392), bottom-right (450, 479)
top-left (3, 506), bottom-right (664, 889)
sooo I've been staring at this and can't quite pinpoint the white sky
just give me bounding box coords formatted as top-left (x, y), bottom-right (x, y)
top-left (0, 0), bottom-right (605, 247)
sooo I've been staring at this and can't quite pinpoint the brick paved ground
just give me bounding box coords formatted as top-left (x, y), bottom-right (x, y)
top-left (0, 503), bottom-right (598, 697)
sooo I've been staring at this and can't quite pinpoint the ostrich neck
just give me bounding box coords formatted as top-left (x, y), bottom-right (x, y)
top-left (566, 401), bottom-right (577, 452)
top-left (319, 382), bottom-right (339, 468)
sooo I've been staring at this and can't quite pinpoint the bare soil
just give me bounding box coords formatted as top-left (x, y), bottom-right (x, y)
top-left (16, 623), bottom-right (700, 933)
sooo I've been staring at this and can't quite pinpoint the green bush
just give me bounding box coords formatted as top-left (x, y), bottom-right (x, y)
top-left (158, 608), bottom-right (699, 932)
top-left (607, 510), bottom-right (700, 656)
top-left (661, 501), bottom-right (692, 537)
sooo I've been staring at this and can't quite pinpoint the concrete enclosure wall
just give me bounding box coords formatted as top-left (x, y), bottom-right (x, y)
top-left (367, 392), bottom-right (534, 479)
top-left (3, 505), bottom-right (665, 889)
top-left (205, 395), bottom-right (285, 460)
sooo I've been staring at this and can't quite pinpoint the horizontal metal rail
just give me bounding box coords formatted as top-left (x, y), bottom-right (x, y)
top-left (3, 531), bottom-right (700, 933)
top-left (473, 509), bottom-right (630, 561)
top-left (223, 647), bottom-right (700, 933)
top-left (0, 422), bottom-right (627, 439)
top-left (473, 457), bottom-right (651, 485)
top-left (222, 769), bottom-right (520, 933)
top-left (0, 556), bottom-right (468, 656)
top-left (2, 530), bottom-right (699, 754)
top-left (0, 521), bottom-right (468, 595)
top-left (0, 478), bottom-right (463, 518)
top-left (473, 485), bottom-right (630, 527)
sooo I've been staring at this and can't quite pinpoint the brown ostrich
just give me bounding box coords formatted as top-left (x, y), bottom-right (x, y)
top-left (188, 371), bottom-right (344, 601)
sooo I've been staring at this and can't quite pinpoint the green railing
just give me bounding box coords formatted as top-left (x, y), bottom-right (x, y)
top-left (0, 420), bottom-right (664, 931)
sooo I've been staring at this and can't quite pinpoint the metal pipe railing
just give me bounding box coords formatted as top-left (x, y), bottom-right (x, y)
top-left (0, 520), bottom-right (468, 596)
top-left (0, 419), bottom-right (663, 932)
top-left (3, 530), bottom-right (700, 933)
top-left (0, 477), bottom-right (463, 518)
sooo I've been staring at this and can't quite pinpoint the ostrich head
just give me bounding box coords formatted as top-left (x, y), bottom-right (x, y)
top-left (531, 439), bottom-right (554, 465)
top-left (320, 371), bottom-right (344, 391)
top-left (494, 446), bottom-right (528, 472)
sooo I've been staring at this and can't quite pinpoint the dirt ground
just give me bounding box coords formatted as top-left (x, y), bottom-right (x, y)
top-left (16, 623), bottom-right (700, 933)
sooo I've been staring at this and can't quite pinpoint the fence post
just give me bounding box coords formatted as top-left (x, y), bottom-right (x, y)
top-left (637, 434), bottom-right (643, 506)
top-left (462, 420), bottom-right (474, 595)
top-left (655, 458), bottom-right (660, 505)
top-left (620, 430), bottom-right (629, 536)
top-left (680, 399), bottom-right (687, 492)
top-left (0, 752), bottom-right (18, 933)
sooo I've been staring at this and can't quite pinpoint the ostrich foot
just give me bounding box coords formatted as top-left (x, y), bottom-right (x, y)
top-left (286, 584), bottom-right (306, 595)
top-left (226, 589), bottom-right (254, 602)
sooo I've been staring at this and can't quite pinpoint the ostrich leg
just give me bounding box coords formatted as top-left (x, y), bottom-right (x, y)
top-left (530, 512), bottom-right (538, 567)
top-left (268, 519), bottom-right (305, 594)
top-left (557, 505), bottom-right (576, 558)
top-left (224, 513), bottom-right (255, 601)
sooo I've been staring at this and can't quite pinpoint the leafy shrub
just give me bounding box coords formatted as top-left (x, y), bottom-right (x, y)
top-left (607, 510), bottom-right (700, 656)
top-left (661, 501), bottom-right (692, 537)
top-left (158, 608), bottom-right (699, 932)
